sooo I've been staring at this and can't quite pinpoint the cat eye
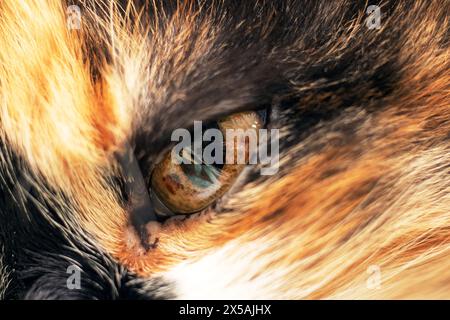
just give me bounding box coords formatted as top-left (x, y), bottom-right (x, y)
top-left (150, 111), bottom-right (263, 215)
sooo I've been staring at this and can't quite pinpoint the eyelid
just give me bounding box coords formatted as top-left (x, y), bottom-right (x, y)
top-left (151, 108), bottom-right (269, 165)
top-left (149, 189), bottom-right (175, 219)
top-left (165, 105), bottom-right (268, 139)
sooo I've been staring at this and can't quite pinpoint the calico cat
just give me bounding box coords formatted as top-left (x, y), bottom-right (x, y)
top-left (0, 0), bottom-right (448, 299)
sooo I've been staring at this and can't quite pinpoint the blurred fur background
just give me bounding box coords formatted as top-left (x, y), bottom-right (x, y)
top-left (0, 0), bottom-right (449, 299)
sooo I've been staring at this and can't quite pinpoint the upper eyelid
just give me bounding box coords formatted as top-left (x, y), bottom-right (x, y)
top-left (163, 102), bottom-right (265, 131)
top-left (133, 104), bottom-right (270, 165)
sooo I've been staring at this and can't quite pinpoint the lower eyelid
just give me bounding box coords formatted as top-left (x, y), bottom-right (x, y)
top-left (149, 188), bottom-right (175, 220)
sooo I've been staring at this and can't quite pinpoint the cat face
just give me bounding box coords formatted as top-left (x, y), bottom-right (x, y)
top-left (0, 0), bottom-right (449, 299)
